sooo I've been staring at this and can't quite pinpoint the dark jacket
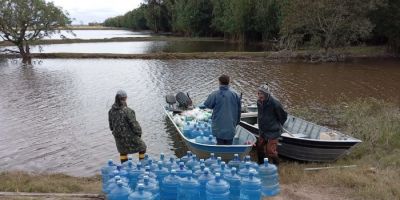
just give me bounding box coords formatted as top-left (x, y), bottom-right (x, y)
top-left (257, 95), bottom-right (288, 139)
top-left (108, 104), bottom-right (147, 154)
top-left (204, 85), bottom-right (241, 140)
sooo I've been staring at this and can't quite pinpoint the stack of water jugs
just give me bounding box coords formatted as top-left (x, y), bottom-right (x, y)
top-left (101, 151), bottom-right (279, 200)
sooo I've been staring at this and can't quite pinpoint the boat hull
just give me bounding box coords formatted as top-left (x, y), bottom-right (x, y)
top-left (164, 108), bottom-right (256, 161)
top-left (240, 113), bottom-right (361, 162)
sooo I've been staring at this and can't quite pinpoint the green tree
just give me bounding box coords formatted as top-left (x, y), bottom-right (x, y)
top-left (280, 0), bottom-right (376, 52)
top-left (173, 0), bottom-right (213, 36)
top-left (0, 0), bottom-right (71, 64)
top-left (371, 0), bottom-right (400, 54)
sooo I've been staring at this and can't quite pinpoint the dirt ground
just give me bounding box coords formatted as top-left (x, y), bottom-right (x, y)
top-left (266, 184), bottom-right (350, 200)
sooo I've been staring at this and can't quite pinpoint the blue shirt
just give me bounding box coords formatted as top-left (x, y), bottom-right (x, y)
top-left (204, 85), bottom-right (241, 140)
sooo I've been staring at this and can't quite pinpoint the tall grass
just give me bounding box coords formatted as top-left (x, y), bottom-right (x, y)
top-left (287, 98), bottom-right (400, 200)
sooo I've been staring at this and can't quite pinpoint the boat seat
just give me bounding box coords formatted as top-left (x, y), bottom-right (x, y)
top-left (282, 133), bottom-right (308, 138)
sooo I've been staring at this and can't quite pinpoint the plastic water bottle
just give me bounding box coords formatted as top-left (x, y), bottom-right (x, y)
top-left (198, 168), bottom-right (215, 199)
top-left (138, 176), bottom-right (159, 200)
top-left (186, 154), bottom-right (200, 171)
top-left (116, 165), bottom-right (129, 180)
top-left (176, 162), bottom-right (191, 178)
top-left (141, 154), bottom-right (150, 166)
top-left (238, 162), bottom-right (259, 178)
top-left (258, 158), bottom-right (280, 197)
top-left (101, 159), bottom-right (116, 192)
top-left (240, 156), bottom-right (259, 170)
top-left (194, 163), bottom-right (206, 178)
top-left (191, 127), bottom-right (202, 139)
top-left (154, 161), bottom-right (169, 188)
top-left (203, 124), bottom-right (212, 137)
top-left (122, 157), bottom-right (134, 168)
top-left (147, 159), bottom-right (158, 171)
top-left (181, 151), bottom-right (192, 163)
top-left (214, 161), bottom-right (229, 177)
top-left (107, 180), bottom-right (131, 200)
top-left (192, 159), bottom-right (204, 171)
top-left (240, 170), bottom-right (262, 200)
top-left (127, 163), bottom-right (145, 190)
top-left (166, 157), bottom-right (178, 172)
top-left (228, 154), bottom-right (242, 169)
top-left (224, 167), bottom-right (241, 200)
top-left (211, 157), bottom-right (222, 172)
top-left (207, 135), bottom-right (217, 145)
top-left (129, 184), bottom-right (153, 200)
top-left (177, 172), bottom-right (201, 200)
top-left (206, 173), bottom-right (230, 200)
top-left (195, 133), bottom-right (207, 144)
top-left (105, 175), bottom-right (129, 194)
top-left (205, 153), bottom-right (217, 167)
top-left (161, 170), bottom-right (180, 200)
top-left (183, 122), bottom-right (192, 138)
top-left (139, 168), bottom-right (157, 180)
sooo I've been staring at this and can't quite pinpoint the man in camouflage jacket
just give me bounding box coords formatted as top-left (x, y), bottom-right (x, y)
top-left (108, 90), bottom-right (147, 163)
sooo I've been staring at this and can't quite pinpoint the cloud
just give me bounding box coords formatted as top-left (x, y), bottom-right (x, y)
top-left (46, 0), bottom-right (143, 24)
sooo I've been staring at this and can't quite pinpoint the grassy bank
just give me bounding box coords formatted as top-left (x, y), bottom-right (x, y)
top-left (284, 98), bottom-right (400, 200)
top-left (0, 36), bottom-right (224, 47)
top-left (1, 46), bottom-right (395, 61)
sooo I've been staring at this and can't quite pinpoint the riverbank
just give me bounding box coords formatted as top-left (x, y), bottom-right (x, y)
top-left (1, 46), bottom-right (396, 62)
top-left (1, 98), bottom-right (398, 200)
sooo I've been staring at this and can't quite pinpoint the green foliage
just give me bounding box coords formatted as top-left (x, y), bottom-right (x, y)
top-left (104, 4), bottom-right (148, 30)
top-left (370, 0), bottom-right (400, 53)
top-left (280, 0), bottom-right (376, 51)
top-left (0, 0), bottom-right (71, 63)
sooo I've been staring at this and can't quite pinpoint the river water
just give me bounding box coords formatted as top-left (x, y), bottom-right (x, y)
top-left (0, 58), bottom-right (399, 176)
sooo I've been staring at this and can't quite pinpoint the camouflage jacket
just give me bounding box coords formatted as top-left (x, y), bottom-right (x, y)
top-left (108, 104), bottom-right (147, 154)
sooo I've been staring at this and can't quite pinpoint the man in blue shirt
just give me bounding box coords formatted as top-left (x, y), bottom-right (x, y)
top-left (204, 75), bottom-right (241, 145)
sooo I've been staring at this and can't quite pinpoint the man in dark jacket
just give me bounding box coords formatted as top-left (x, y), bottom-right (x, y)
top-left (204, 75), bottom-right (241, 145)
top-left (108, 90), bottom-right (147, 163)
top-left (256, 84), bottom-right (287, 164)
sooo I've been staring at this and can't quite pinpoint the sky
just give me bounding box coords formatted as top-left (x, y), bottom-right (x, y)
top-left (46, 0), bottom-right (143, 25)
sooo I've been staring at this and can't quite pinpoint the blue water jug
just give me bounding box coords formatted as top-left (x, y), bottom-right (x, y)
top-left (177, 173), bottom-right (201, 200)
top-left (107, 180), bottom-right (132, 200)
top-left (183, 121), bottom-right (192, 138)
top-left (211, 157), bottom-right (222, 172)
top-left (228, 154), bottom-right (241, 169)
top-left (161, 170), bottom-right (180, 200)
top-left (203, 124), bottom-right (212, 137)
top-left (198, 168), bottom-right (215, 199)
top-left (186, 154), bottom-right (200, 171)
top-left (240, 156), bottom-right (259, 170)
top-left (154, 161), bottom-right (169, 188)
top-left (214, 161), bottom-right (229, 177)
top-left (258, 158), bottom-right (280, 197)
top-left (240, 170), bottom-right (262, 200)
top-left (206, 173), bottom-right (230, 200)
top-left (195, 133), bottom-right (207, 144)
top-left (105, 175), bottom-right (129, 194)
top-left (191, 127), bottom-right (202, 139)
top-left (137, 176), bottom-right (159, 200)
top-left (147, 159), bottom-right (158, 171)
top-left (122, 157), bottom-right (134, 168)
top-left (192, 158), bottom-right (204, 171)
top-left (224, 167), bottom-right (241, 200)
top-left (207, 135), bottom-right (217, 145)
top-left (127, 163), bottom-right (145, 190)
top-left (176, 162), bottom-right (191, 178)
top-left (194, 164), bottom-right (206, 178)
top-left (238, 162), bottom-right (259, 178)
top-left (141, 154), bottom-right (150, 166)
top-left (205, 153), bottom-right (217, 167)
top-left (166, 157), bottom-right (178, 172)
top-left (128, 184), bottom-right (153, 200)
top-left (116, 165), bottom-right (129, 180)
top-left (101, 159), bottom-right (116, 192)
top-left (181, 151), bottom-right (192, 163)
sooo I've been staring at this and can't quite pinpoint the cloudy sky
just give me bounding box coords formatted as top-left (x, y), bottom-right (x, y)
top-left (46, 0), bottom-right (143, 24)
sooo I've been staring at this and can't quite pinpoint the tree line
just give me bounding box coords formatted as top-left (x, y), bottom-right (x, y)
top-left (104, 0), bottom-right (400, 54)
